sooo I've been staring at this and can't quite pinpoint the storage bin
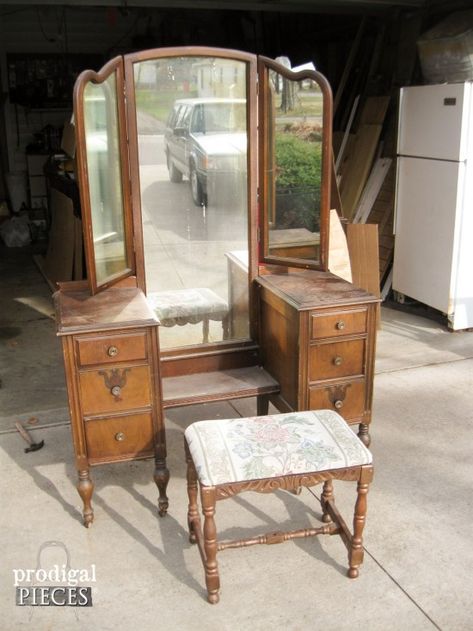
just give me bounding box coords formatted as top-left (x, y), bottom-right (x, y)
top-left (417, 11), bottom-right (473, 83)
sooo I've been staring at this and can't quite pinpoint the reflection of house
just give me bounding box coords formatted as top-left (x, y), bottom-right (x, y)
top-left (193, 59), bottom-right (246, 98)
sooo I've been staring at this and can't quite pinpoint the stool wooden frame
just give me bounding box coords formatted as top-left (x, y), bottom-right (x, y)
top-left (185, 438), bottom-right (374, 604)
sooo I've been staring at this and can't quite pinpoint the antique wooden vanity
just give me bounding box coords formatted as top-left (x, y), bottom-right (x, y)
top-left (54, 47), bottom-right (378, 526)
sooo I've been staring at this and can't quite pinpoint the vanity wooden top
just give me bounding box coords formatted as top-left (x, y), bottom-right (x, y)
top-left (257, 269), bottom-right (379, 310)
top-left (54, 286), bottom-right (158, 334)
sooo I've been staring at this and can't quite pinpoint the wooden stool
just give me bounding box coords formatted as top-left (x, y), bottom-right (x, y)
top-left (147, 288), bottom-right (229, 343)
top-left (184, 409), bottom-right (373, 604)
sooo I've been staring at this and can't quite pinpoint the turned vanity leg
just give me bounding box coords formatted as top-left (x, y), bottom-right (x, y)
top-left (77, 469), bottom-right (94, 528)
top-left (154, 455), bottom-right (170, 517)
top-left (358, 423), bottom-right (371, 447)
top-left (257, 394), bottom-right (270, 415)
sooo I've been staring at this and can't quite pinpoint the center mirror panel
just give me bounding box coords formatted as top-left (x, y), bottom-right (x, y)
top-left (131, 55), bottom-right (251, 349)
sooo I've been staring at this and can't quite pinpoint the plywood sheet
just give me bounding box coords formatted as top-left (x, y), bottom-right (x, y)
top-left (328, 208), bottom-right (352, 283)
top-left (347, 222), bottom-right (380, 327)
top-left (340, 123), bottom-right (382, 220)
top-left (359, 96), bottom-right (390, 125)
top-left (43, 188), bottom-right (75, 286)
top-left (347, 223), bottom-right (380, 297)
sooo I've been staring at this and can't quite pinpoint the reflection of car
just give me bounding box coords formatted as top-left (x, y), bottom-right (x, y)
top-left (163, 98), bottom-right (247, 206)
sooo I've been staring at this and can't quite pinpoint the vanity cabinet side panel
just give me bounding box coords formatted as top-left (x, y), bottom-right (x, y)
top-left (362, 301), bottom-right (378, 424)
top-left (258, 285), bottom-right (300, 410)
top-left (61, 335), bottom-right (89, 471)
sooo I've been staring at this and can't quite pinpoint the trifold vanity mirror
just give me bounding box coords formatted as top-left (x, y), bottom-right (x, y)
top-left (55, 47), bottom-right (378, 526)
top-left (74, 49), bottom-right (331, 344)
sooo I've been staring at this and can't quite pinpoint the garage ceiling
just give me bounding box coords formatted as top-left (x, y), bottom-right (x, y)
top-left (0, 0), bottom-right (428, 13)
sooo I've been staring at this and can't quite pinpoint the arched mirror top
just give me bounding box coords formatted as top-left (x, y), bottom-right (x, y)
top-left (73, 56), bottom-right (134, 294)
top-left (258, 56), bottom-right (332, 271)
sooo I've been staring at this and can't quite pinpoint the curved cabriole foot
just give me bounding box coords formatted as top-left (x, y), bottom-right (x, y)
top-left (78, 470), bottom-right (94, 527)
top-left (154, 462), bottom-right (170, 517)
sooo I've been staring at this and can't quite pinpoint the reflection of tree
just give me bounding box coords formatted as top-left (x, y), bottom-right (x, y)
top-left (280, 78), bottom-right (296, 113)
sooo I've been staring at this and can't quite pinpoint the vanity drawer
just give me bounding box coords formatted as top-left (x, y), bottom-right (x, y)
top-left (85, 412), bottom-right (154, 463)
top-left (79, 365), bottom-right (151, 416)
top-left (76, 332), bottom-right (148, 367)
top-left (309, 339), bottom-right (365, 381)
top-left (309, 380), bottom-right (365, 420)
top-left (310, 309), bottom-right (367, 340)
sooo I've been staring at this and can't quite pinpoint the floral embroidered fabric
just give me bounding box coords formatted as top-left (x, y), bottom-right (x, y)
top-left (147, 288), bottom-right (228, 327)
top-left (185, 410), bottom-right (372, 487)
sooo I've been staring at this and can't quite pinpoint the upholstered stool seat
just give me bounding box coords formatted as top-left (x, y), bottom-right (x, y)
top-left (184, 409), bottom-right (374, 604)
top-left (147, 288), bottom-right (229, 343)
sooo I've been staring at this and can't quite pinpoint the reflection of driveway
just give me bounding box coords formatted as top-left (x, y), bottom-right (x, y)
top-left (138, 134), bottom-right (247, 242)
top-left (138, 132), bottom-right (249, 339)
top-left (137, 110), bottom-right (166, 135)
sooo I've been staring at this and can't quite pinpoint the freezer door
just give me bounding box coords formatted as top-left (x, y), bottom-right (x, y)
top-left (393, 156), bottom-right (463, 315)
top-left (398, 83), bottom-right (471, 161)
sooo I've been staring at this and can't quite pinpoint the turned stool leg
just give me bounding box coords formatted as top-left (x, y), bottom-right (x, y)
top-left (203, 317), bottom-right (209, 343)
top-left (348, 478), bottom-right (370, 578)
top-left (321, 479), bottom-right (334, 523)
top-left (222, 314), bottom-right (230, 340)
top-left (185, 441), bottom-right (200, 544)
top-left (201, 487), bottom-right (220, 604)
top-left (78, 469), bottom-right (94, 528)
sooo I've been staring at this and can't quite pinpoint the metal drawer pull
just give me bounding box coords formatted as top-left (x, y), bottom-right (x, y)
top-left (333, 356), bottom-right (343, 366)
top-left (107, 345), bottom-right (119, 357)
top-left (115, 432), bottom-right (126, 442)
top-left (99, 368), bottom-right (130, 400)
top-left (334, 400), bottom-right (344, 409)
top-left (335, 321), bottom-right (345, 330)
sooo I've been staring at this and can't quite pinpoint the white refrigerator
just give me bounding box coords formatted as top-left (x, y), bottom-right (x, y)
top-left (393, 82), bottom-right (473, 330)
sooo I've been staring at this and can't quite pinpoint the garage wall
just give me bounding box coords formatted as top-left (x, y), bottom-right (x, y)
top-left (0, 6), bottom-right (142, 177)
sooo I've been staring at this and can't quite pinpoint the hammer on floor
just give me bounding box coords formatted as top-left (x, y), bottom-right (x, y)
top-left (15, 421), bottom-right (45, 453)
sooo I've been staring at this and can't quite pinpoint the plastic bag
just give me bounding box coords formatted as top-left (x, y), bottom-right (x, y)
top-left (0, 215), bottom-right (31, 247)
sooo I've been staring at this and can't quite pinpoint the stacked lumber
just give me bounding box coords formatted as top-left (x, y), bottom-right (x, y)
top-left (338, 96), bottom-right (390, 221)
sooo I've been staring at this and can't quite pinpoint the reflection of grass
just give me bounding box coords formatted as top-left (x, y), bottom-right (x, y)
top-left (275, 133), bottom-right (322, 188)
top-left (274, 133), bottom-right (321, 232)
top-left (274, 91), bottom-right (323, 119)
top-left (135, 88), bottom-right (197, 124)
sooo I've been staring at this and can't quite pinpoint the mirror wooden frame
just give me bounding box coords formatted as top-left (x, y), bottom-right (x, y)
top-left (73, 56), bottom-right (135, 294)
top-left (257, 56), bottom-right (332, 271)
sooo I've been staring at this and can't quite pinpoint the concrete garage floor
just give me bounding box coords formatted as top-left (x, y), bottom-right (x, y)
top-left (1, 247), bottom-right (473, 630)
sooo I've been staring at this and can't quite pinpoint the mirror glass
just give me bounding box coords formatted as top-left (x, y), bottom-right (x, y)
top-left (265, 70), bottom-right (323, 263)
top-left (83, 73), bottom-right (128, 285)
top-left (133, 56), bottom-right (250, 349)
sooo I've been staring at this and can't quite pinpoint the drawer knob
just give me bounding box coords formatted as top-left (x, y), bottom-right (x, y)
top-left (334, 400), bottom-right (344, 409)
top-left (107, 345), bottom-right (119, 357)
top-left (333, 356), bottom-right (343, 366)
top-left (115, 432), bottom-right (126, 442)
top-left (336, 321), bottom-right (345, 330)
top-left (111, 385), bottom-right (121, 397)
